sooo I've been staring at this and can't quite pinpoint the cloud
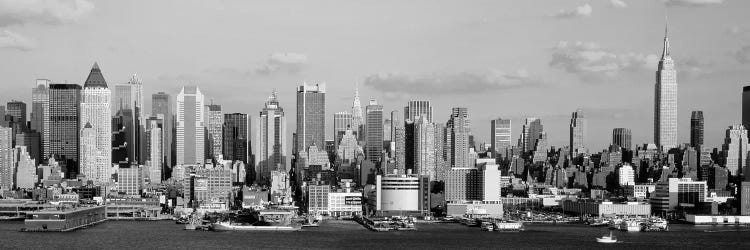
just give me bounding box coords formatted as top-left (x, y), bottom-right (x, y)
top-left (737, 46), bottom-right (750, 64)
top-left (0, 30), bottom-right (36, 51)
top-left (554, 3), bottom-right (592, 18)
top-left (549, 41), bottom-right (657, 81)
top-left (664, 0), bottom-right (722, 6)
top-left (255, 52), bottom-right (309, 75)
top-left (610, 0), bottom-right (628, 8)
top-left (363, 69), bottom-right (538, 95)
top-left (678, 57), bottom-right (716, 77)
top-left (0, 0), bottom-right (94, 27)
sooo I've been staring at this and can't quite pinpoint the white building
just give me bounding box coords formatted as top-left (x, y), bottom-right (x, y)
top-left (147, 119), bottom-right (163, 184)
top-left (14, 146), bottom-right (37, 189)
top-left (118, 167), bottom-right (141, 196)
top-left (376, 174), bottom-right (421, 212)
top-left (723, 124), bottom-right (749, 176)
top-left (256, 91), bottom-right (287, 185)
top-left (650, 178), bottom-right (707, 212)
top-left (654, 25), bottom-right (678, 151)
top-left (0, 127), bottom-right (13, 190)
top-left (79, 63), bottom-right (112, 185)
top-left (176, 86), bottom-right (205, 165)
top-left (618, 164), bottom-right (636, 186)
top-left (206, 104), bottom-right (223, 161)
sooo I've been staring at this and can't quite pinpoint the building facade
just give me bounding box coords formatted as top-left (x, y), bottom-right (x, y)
top-left (569, 109), bottom-right (587, 156)
top-left (48, 83), bottom-right (81, 177)
top-left (79, 63), bottom-right (112, 185)
top-left (176, 86), bottom-right (205, 165)
top-left (256, 92), bottom-right (287, 185)
top-left (654, 26), bottom-right (678, 151)
top-left (490, 118), bottom-right (512, 158)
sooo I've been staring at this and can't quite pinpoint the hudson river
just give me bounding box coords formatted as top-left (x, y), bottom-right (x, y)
top-left (2, 220), bottom-right (749, 249)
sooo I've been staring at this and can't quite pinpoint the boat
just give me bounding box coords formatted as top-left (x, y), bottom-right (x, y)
top-left (480, 222), bottom-right (495, 231)
top-left (211, 221), bottom-right (301, 231)
top-left (588, 219), bottom-right (610, 227)
top-left (302, 214), bottom-right (322, 228)
top-left (641, 217), bottom-right (669, 232)
top-left (493, 221), bottom-right (524, 232)
top-left (619, 220), bottom-right (641, 232)
top-left (184, 214), bottom-right (203, 230)
top-left (460, 218), bottom-right (479, 227)
top-left (596, 232), bottom-right (618, 243)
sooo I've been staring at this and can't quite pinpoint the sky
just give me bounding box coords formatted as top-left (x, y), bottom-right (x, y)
top-left (0, 0), bottom-right (749, 151)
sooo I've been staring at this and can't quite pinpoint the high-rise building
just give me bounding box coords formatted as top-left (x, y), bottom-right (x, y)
top-left (447, 107), bottom-right (470, 168)
top-left (145, 117), bottom-right (163, 183)
top-left (490, 118), bottom-right (511, 157)
top-left (690, 111), bottom-right (704, 147)
top-left (206, 104), bottom-right (223, 161)
top-left (742, 182), bottom-right (750, 216)
top-left (14, 146), bottom-right (36, 189)
top-left (384, 118), bottom-right (392, 142)
top-left (520, 118), bottom-right (543, 153)
top-left (6, 101), bottom-right (27, 134)
top-left (79, 63), bottom-right (112, 184)
top-left (337, 128), bottom-right (360, 164)
top-left (414, 116), bottom-right (436, 180)
top-left (569, 109), bottom-right (587, 156)
top-left (256, 91), bottom-right (287, 184)
top-left (32, 79), bottom-right (49, 162)
top-left (152, 92), bottom-right (173, 168)
top-left (365, 99), bottom-right (384, 163)
top-left (618, 163), bottom-right (635, 186)
top-left (654, 25), bottom-right (678, 151)
top-left (393, 114), bottom-right (406, 174)
top-left (333, 111), bottom-right (352, 147)
top-left (0, 127), bottom-right (12, 190)
top-left (16, 131), bottom-right (40, 166)
top-left (176, 86), bottom-right (205, 165)
top-left (223, 113), bottom-right (249, 163)
top-left (743, 86), bottom-right (750, 132)
top-left (404, 100), bottom-right (433, 123)
top-left (351, 88), bottom-right (364, 139)
top-left (723, 124), bottom-right (749, 176)
top-left (48, 83), bottom-right (81, 177)
top-left (111, 114), bottom-right (128, 167)
top-left (612, 128), bottom-right (632, 149)
top-left (296, 83), bottom-right (325, 155)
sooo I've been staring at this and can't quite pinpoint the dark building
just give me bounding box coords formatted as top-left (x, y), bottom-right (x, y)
top-left (744, 86), bottom-right (750, 132)
top-left (112, 114), bottom-right (129, 168)
top-left (48, 84), bottom-right (81, 177)
top-left (690, 111), bottom-right (704, 147)
top-left (113, 109), bottom-right (137, 165)
top-left (223, 113), bottom-right (248, 163)
top-left (404, 120), bottom-right (416, 172)
top-left (742, 182), bottom-right (750, 216)
top-left (151, 92), bottom-right (173, 168)
top-left (6, 101), bottom-right (27, 134)
top-left (612, 128), bottom-right (632, 149)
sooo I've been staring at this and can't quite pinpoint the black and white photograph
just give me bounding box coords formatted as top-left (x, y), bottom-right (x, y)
top-left (0, 0), bottom-right (748, 249)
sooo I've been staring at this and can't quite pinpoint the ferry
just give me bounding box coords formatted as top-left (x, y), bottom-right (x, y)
top-left (596, 232), bottom-right (618, 243)
top-left (493, 221), bottom-right (524, 232)
top-left (641, 217), bottom-right (669, 232)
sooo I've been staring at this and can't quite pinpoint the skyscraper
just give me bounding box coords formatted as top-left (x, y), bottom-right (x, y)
top-left (152, 92), bottom-right (173, 168)
top-left (31, 79), bottom-right (49, 161)
top-left (744, 86), bottom-right (750, 131)
top-left (490, 118), bottom-right (512, 157)
top-left (723, 124), bottom-right (749, 176)
top-left (256, 91), bottom-right (287, 184)
top-left (333, 111), bottom-right (352, 147)
top-left (365, 99), bottom-right (384, 163)
top-left (0, 127), bottom-right (12, 190)
top-left (569, 109), bottom-right (587, 156)
top-left (520, 118), bottom-right (543, 153)
top-left (691, 111), bottom-right (704, 147)
top-left (404, 100), bottom-right (433, 123)
top-left (414, 116), bottom-right (436, 180)
top-left (654, 24), bottom-right (678, 151)
top-left (48, 83), bottom-right (81, 177)
top-left (447, 107), bottom-right (470, 168)
top-left (393, 110), bottom-right (406, 174)
top-left (145, 117), bottom-right (163, 183)
top-left (296, 83), bottom-right (325, 155)
top-left (206, 104), bottom-right (223, 161)
top-left (79, 63), bottom-right (112, 184)
top-left (223, 113), bottom-right (248, 163)
top-left (351, 88), bottom-right (364, 139)
top-left (612, 128), bottom-right (632, 149)
top-left (176, 86), bottom-right (205, 165)
top-left (6, 101), bottom-right (27, 133)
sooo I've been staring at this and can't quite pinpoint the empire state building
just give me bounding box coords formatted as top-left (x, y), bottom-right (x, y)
top-left (654, 25), bottom-right (678, 151)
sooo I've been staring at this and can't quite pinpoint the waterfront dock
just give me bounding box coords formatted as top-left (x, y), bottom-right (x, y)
top-left (20, 205), bottom-right (107, 232)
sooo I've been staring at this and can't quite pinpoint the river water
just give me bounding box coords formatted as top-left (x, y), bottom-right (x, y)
top-left (1, 220), bottom-right (748, 249)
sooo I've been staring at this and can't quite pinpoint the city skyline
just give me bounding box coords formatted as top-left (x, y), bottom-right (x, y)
top-left (0, 1), bottom-right (748, 150)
